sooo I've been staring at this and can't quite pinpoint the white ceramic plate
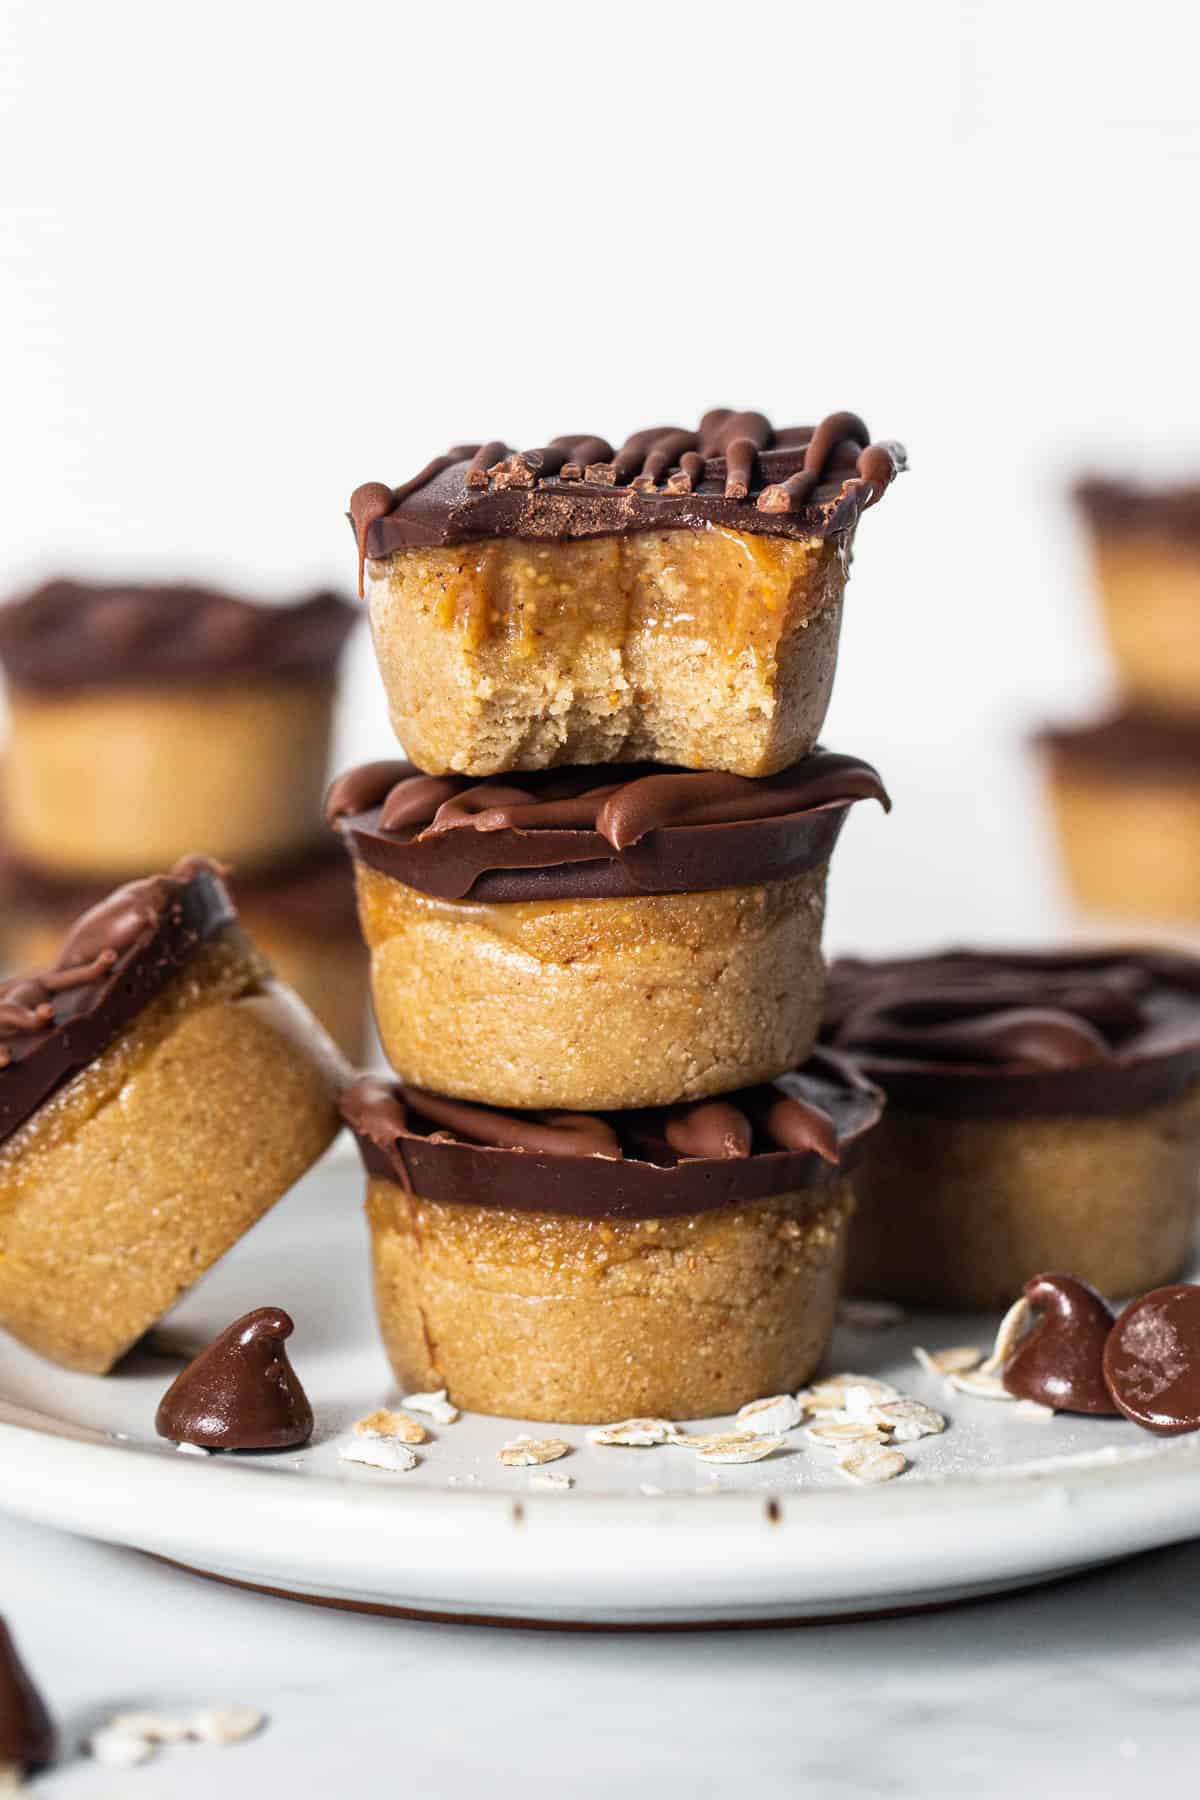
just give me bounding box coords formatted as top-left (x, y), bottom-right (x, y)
top-left (1, 1149), bottom-right (1198, 1626)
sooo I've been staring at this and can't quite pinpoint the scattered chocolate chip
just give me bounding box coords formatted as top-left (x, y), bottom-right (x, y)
top-left (0, 1617), bottom-right (55, 1775)
top-left (1002, 1273), bottom-right (1118, 1414)
top-left (1103, 1284), bottom-right (1200, 1435)
top-left (155, 1307), bottom-right (314, 1451)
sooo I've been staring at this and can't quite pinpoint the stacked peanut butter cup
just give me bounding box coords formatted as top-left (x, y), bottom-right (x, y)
top-left (0, 578), bottom-right (368, 1058)
top-left (1039, 480), bottom-right (1200, 928)
top-left (331, 410), bottom-right (906, 1423)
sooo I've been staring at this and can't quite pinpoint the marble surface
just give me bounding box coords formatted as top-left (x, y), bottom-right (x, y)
top-left (9, 1510), bottom-right (1199, 1797)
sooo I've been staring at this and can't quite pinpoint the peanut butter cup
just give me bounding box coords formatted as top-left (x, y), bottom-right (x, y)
top-left (822, 948), bottom-right (1200, 1310)
top-left (328, 750), bottom-right (889, 1110)
top-left (1037, 709), bottom-right (1200, 925)
top-left (349, 410), bottom-right (904, 779)
top-left (1076, 477), bottom-right (1200, 714)
top-left (341, 1053), bottom-right (884, 1423)
top-left (0, 579), bottom-right (356, 879)
top-left (0, 859), bottom-right (345, 1373)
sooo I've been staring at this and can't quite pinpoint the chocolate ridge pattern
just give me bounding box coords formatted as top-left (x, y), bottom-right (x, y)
top-left (0, 580), bottom-right (357, 691)
top-left (349, 409), bottom-right (906, 583)
top-left (822, 947), bottom-right (1200, 1118)
top-left (325, 751), bottom-right (889, 902)
top-left (0, 857), bottom-right (240, 1144)
top-left (341, 1051), bottom-right (885, 1221)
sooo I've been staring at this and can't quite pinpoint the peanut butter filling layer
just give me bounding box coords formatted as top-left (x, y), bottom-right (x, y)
top-left (367, 529), bottom-right (845, 777)
top-left (367, 1178), bottom-right (854, 1423)
top-left (355, 861), bottom-right (828, 1109)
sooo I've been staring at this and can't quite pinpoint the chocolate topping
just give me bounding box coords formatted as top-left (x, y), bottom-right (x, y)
top-left (0, 857), bottom-right (238, 1145)
top-left (0, 579), bottom-right (356, 692)
top-left (326, 751), bottom-right (889, 903)
top-left (340, 1052), bottom-right (884, 1221)
top-left (1002, 1274), bottom-right (1118, 1415)
top-left (1076, 477), bottom-right (1200, 545)
top-left (349, 410), bottom-right (905, 580)
top-left (1103, 1285), bottom-right (1200, 1435)
top-left (1036, 708), bottom-right (1200, 780)
top-left (0, 1619), bottom-right (54, 1774)
top-left (155, 1307), bottom-right (313, 1451)
top-left (822, 948), bottom-right (1200, 1118)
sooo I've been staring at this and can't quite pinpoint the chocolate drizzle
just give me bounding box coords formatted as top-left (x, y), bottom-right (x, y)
top-left (0, 857), bottom-right (238, 1144)
top-left (348, 410), bottom-right (905, 580)
top-left (0, 580), bottom-right (356, 691)
top-left (822, 948), bottom-right (1200, 1118)
top-left (155, 1307), bottom-right (314, 1451)
top-left (326, 750), bottom-right (889, 903)
top-left (341, 1052), bottom-right (884, 1221)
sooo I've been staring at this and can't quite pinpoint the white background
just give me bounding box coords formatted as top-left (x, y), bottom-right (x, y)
top-left (2, 0), bottom-right (1198, 950)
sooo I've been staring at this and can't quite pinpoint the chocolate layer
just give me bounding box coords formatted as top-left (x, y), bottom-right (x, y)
top-left (341, 1052), bottom-right (884, 1221)
top-left (326, 751), bottom-right (889, 903)
top-left (0, 580), bottom-right (356, 692)
top-left (350, 410), bottom-right (906, 579)
top-left (1036, 708), bottom-right (1200, 781)
top-left (1, 843), bottom-right (360, 940)
top-left (822, 948), bottom-right (1200, 1118)
top-left (0, 857), bottom-right (239, 1144)
top-left (1076, 477), bottom-right (1200, 546)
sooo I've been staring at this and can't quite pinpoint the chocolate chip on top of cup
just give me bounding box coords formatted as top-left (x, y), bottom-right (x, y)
top-left (820, 947), bottom-right (1200, 1312)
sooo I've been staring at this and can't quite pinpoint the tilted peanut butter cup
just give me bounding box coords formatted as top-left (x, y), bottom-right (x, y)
top-left (0, 858), bottom-right (346, 1373)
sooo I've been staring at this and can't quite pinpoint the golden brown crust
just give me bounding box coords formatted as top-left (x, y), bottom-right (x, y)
top-left (1042, 759), bottom-right (1200, 923)
top-left (845, 1085), bottom-right (1200, 1310)
top-left (355, 861), bottom-right (829, 1110)
top-left (4, 682), bottom-right (335, 877)
top-left (366, 1176), bottom-right (854, 1422)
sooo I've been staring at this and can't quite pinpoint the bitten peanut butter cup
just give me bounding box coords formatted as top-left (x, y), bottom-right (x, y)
top-left (0, 579), bottom-right (357, 878)
top-left (349, 409), bottom-right (905, 778)
top-left (1076, 477), bottom-right (1200, 713)
top-left (341, 1054), bottom-right (884, 1424)
top-left (328, 751), bottom-right (889, 1110)
top-left (0, 859), bottom-right (345, 1373)
top-left (822, 947), bottom-right (1200, 1310)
